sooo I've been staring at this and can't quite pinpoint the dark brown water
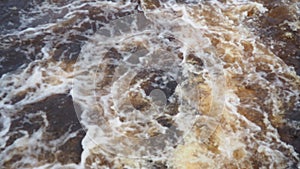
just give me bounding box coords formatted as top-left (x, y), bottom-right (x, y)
top-left (0, 0), bottom-right (299, 168)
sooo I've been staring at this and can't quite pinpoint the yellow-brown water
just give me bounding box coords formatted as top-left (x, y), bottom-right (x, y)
top-left (0, 0), bottom-right (299, 168)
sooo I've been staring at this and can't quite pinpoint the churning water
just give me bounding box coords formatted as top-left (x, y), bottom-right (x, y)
top-left (0, 0), bottom-right (299, 168)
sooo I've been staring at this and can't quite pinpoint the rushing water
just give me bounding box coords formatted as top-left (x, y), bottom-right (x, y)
top-left (0, 0), bottom-right (299, 168)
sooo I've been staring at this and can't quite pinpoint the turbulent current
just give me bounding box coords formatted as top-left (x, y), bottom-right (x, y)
top-left (0, 0), bottom-right (299, 168)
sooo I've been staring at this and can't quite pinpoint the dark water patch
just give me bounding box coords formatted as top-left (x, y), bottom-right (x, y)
top-left (147, 160), bottom-right (168, 169)
top-left (56, 129), bottom-right (85, 164)
top-left (0, 0), bottom-right (35, 34)
top-left (246, 1), bottom-right (300, 156)
top-left (3, 94), bottom-right (84, 166)
top-left (281, 103), bottom-right (300, 155)
top-left (41, 94), bottom-right (82, 140)
top-left (130, 69), bottom-right (177, 98)
top-left (175, 0), bottom-right (199, 4)
top-left (248, 1), bottom-right (300, 75)
top-left (52, 41), bottom-right (83, 62)
top-left (0, 33), bottom-right (45, 77)
top-left (0, 46), bottom-right (30, 78)
top-left (278, 125), bottom-right (300, 156)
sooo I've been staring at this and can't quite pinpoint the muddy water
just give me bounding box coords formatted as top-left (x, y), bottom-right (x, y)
top-left (0, 0), bottom-right (299, 169)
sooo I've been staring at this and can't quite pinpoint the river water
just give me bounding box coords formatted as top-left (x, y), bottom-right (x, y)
top-left (0, 0), bottom-right (299, 168)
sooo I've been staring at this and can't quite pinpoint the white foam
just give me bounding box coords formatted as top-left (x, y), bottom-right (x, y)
top-left (1, 0), bottom-right (300, 168)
